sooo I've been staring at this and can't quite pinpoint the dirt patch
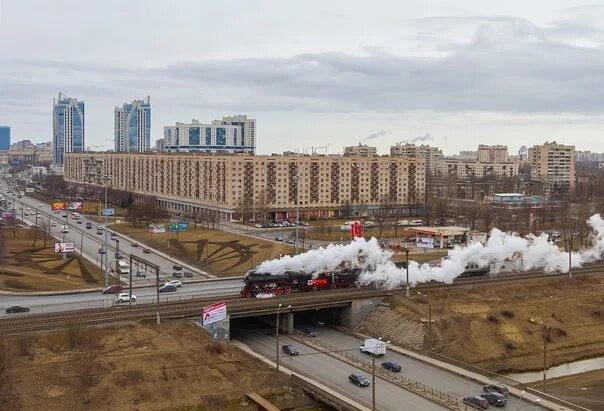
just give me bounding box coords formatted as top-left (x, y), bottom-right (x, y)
top-left (528, 369), bottom-right (604, 410)
top-left (3, 320), bottom-right (323, 411)
top-left (0, 228), bottom-right (103, 291)
top-left (384, 275), bottom-right (604, 374)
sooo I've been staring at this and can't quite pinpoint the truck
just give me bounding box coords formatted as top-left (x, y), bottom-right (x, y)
top-left (360, 338), bottom-right (387, 357)
top-left (111, 260), bottom-right (130, 275)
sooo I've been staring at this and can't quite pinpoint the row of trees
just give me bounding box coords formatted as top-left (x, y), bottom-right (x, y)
top-left (124, 201), bottom-right (169, 228)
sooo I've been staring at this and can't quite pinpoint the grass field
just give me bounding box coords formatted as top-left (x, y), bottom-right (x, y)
top-left (386, 275), bottom-right (604, 374)
top-left (528, 369), bottom-right (604, 410)
top-left (3, 320), bottom-right (321, 411)
top-left (0, 228), bottom-right (103, 291)
top-left (112, 222), bottom-right (293, 277)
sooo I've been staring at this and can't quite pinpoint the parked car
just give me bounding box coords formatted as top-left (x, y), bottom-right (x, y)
top-left (286, 239), bottom-right (294, 244)
top-left (348, 374), bottom-right (370, 387)
top-left (381, 361), bottom-right (401, 372)
top-left (483, 384), bottom-right (509, 397)
top-left (481, 391), bottom-right (507, 407)
top-left (159, 284), bottom-right (177, 293)
top-left (275, 237), bottom-right (283, 242)
top-left (131, 242), bottom-right (139, 247)
top-left (184, 271), bottom-right (193, 278)
top-left (282, 344), bottom-right (299, 356)
top-left (165, 280), bottom-right (182, 288)
top-left (463, 396), bottom-right (489, 410)
top-left (173, 264), bottom-right (182, 270)
top-left (143, 248), bottom-right (151, 254)
top-left (254, 224), bottom-right (263, 228)
top-left (5, 305), bottom-right (30, 314)
top-left (102, 285), bottom-right (123, 294)
top-left (115, 292), bottom-right (136, 303)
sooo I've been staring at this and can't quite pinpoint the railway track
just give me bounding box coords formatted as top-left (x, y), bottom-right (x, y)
top-left (1, 264), bottom-right (602, 335)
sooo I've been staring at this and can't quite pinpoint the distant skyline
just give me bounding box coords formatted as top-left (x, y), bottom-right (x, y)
top-left (2, 1), bottom-right (604, 155)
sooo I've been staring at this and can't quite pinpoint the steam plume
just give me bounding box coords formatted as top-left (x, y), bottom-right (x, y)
top-left (363, 130), bottom-right (390, 141)
top-left (255, 214), bottom-right (604, 288)
top-left (401, 132), bottom-right (434, 144)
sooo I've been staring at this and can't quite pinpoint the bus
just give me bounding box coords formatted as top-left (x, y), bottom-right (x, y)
top-left (111, 260), bottom-right (130, 275)
top-left (71, 212), bottom-right (80, 220)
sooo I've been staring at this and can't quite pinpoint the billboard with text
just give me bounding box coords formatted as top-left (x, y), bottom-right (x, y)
top-left (68, 201), bottom-right (82, 210)
top-left (54, 242), bottom-right (75, 253)
top-left (102, 208), bottom-right (115, 216)
top-left (202, 302), bottom-right (227, 326)
top-left (51, 202), bottom-right (66, 211)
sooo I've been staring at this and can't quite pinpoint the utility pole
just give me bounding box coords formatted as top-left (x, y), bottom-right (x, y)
top-left (542, 325), bottom-right (549, 392)
top-left (372, 348), bottom-right (376, 411)
top-left (276, 303), bottom-right (282, 372)
top-left (101, 175), bottom-right (111, 287)
top-left (402, 247), bottom-right (410, 297)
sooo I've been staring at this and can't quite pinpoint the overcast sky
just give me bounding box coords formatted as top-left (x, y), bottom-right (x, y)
top-left (2, 0), bottom-right (604, 155)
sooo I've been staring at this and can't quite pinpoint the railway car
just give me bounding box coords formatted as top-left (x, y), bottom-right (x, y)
top-left (458, 262), bottom-right (490, 277)
top-left (241, 268), bottom-right (360, 298)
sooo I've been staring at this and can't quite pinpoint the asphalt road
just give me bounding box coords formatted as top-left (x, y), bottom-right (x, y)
top-left (313, 328), bottom-right (547, 410)
top-left (235, 327), bottom-right (449, 411)
top-left (0, 180), bottom-right (210, 283)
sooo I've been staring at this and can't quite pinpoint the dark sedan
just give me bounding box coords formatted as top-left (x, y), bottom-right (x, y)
top-left (381, 361), bottom-right (401, 372)
top-left (483, 384), bottom-right (509, 397)
top-left (159, 284), bottom-right (177, 293)
top-left (282, 344), bottom-right (299, 356)
top-left (6, 305), bottom-right (30, 314)
top-left (481, 391), bottom-right (507, 407)
top-left (348, 374), bottom-right (370, 387)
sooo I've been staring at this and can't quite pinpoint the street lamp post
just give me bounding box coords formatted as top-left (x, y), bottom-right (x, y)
top-left (372, 338), bottom-right (389, 411)
top-left (542, 325), bottom-right (549, 392)
top-left (418, 291), bottom-right (432, 351)
top-left (401, 247), bottom-right (410, 297)
top-left (275, 303), bottom-right (291, 372)
top-left (101, 175), bottom-right (111, 287)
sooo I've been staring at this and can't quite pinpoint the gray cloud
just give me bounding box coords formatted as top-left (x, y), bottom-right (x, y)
top-left (400, 133), bottom-right (434, 144)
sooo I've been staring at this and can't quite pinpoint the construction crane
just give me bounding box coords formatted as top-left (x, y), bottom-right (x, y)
top-left (302, 145), bottom-right (329, 155)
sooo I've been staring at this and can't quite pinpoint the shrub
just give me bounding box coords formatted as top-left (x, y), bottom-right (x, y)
top-left (487, 315), bottom-right (500, 324)
top-left (501, 310), bottom-right (515, 319)
top-left (504, 342), bottom-right (515, 351)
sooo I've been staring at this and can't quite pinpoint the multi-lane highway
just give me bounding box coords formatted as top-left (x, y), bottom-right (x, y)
top-left (236, 328), bottom-right (449, 410)
top-left (237, 326), bottom-right (548, 411)
top-left (0, 180), bottom-right (211, 282)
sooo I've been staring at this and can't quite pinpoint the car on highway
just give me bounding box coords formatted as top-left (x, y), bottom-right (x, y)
top-left (96, 229), bottom-right (103, 235)
top-left (115, 292), bottom-right (136, 303)
top-left (110, 232), bottom-right (117, 238)
top-left (131, 242), bottom-right (139, 247)
top-left (348, 374), bottom-right (370, 387)
top-left (184, 271), bottom-right (193, 278)
top-left (97, 225), bottom-right (105, 230)
top-left (61, 226), bottom-right (69, 233)
top-left (381, 361), bottom-right (401, 372)
top-left (159, 284), bottom-right (177, 293)
top-left (143, 248), bottom-right (151, 254)
top-left (62, 213), bottom-right (67, 218)
top-left (165, 280), bottom-right (182, 288)
top-left (483, 384), bottom-right (509, 397)
top-left (98, 247), bottom-right (106, 254)
top-left (481, 391), bottom-right (507, 407)
top-left (115, 253), bottom-right (124, 259)
top-left (282, 344), bottom-right (299, 356)
top-left (463, 396), bottom-right (489, 410)
top-left (135, 270), bottom-right (146, 278)
top-left (86, 222), bottom-right (92, 229)
top-left (299, 327), bottom-right (317, 337)
top-left (5, 305), bottom-right (30, 314)
top-left (172, 271), bottom-right (182, 279)
top-left (102, 285), bottom-right (123, 294)
top-left (77, 220), bottom-right (82, 224)
top-left (51, 222), bottom-right (57, 227)
top-left (173, 264), bottom-right (182, 270)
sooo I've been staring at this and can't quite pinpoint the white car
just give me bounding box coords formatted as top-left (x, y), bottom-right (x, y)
top-left (165, 280), bottom-right (182, 288)
top-left (61, 227), bottom-right (69, 233)
top-left (115, 292), bottom-right (136, 303)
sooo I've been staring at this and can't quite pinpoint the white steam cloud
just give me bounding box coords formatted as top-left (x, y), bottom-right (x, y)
top-left (363, 130), bottom-right (390, 141)
top-left (255, 214), bottom-right (604, 288)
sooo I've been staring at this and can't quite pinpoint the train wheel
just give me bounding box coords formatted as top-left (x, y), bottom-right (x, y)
top-left (276, 287), bottom-right (284, 295)
top-left (284, 287), bottom-right (291, 294)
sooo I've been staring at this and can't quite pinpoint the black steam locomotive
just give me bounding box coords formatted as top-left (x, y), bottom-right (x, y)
top-left (240, 268), bottom-right (361, 298)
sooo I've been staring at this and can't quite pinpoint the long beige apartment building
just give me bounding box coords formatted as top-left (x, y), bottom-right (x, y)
top-left (64, 152), bottom-right (425, 220)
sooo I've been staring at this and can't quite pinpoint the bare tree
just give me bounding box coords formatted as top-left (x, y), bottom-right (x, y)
top-left (463, 201), bottom-right (481, 230)
top-left (255, 189), bottom-right (269, 223)
top-left (75, 346), bottom-right (99, 404)
top-left (235, 197), bottom-right (254, 224)
top-left (481, 204), bottom-right (493, 232)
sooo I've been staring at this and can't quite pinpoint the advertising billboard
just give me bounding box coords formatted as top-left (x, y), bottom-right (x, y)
top-left (25, 187), bottom-right (34, 193)
top-left (169, 223), bottom-right (188, 232)
top-left (202, 302), bottom-right (227, 326)
top-left (417, 237), bottom-right (435, 249)
top-left (101, 208), bottom-right (115, 216)
top-left (51, 202), bottom-right (66, 211)
top-left (149, 224), bottom-right (166, 233)
top-left (1, 211), bottom-right (14, 219)
top-left (54, 242), bottom-right (75, 253)
top-left (68, 201), bottom-right (83, 210)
